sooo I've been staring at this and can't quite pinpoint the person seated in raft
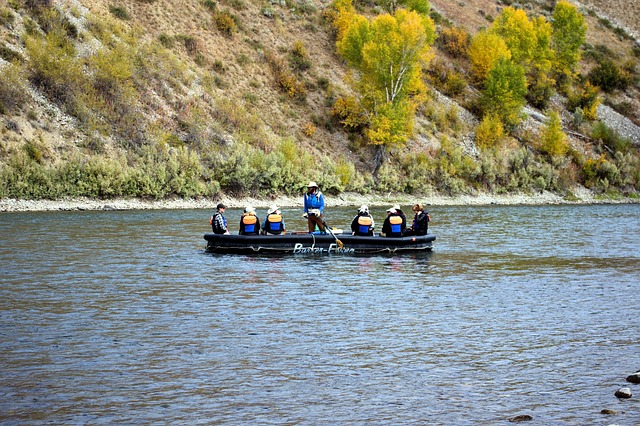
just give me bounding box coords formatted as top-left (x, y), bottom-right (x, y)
top-left (380, 207), bottom-right (406, 237)
top-left (392, 204), bottom-right (407, 226)
top-left (404, 203), bottom-right (430, 236)
top-left (261, 205), bottom-right (286, 235)
top-left (350, 205), bottom-right (375, 236)
top-left (239, 206), bottom-right (261, 235)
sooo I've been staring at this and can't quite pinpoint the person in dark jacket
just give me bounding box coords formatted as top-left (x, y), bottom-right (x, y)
top-left (262, 205), bottom-right (286, 235)
top-left (381, 207), bottom-right (406, 237)
top-left (350, 205), bottom-right (375, 236)
top-left (405, 203), bottom-right (430, 236)
top-left (239, 206), bottom-right (260, 235)
top-left (210, 202), bottom-right (229, 234)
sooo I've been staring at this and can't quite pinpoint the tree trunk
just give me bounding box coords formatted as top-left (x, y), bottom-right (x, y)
top-left (372, 145), bottom-right (386, 175)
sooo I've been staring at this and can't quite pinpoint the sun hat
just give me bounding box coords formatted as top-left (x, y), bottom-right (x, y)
top-left (268, 205), bottom-right (279, 214)
top-left (244, 205), bottom-right (255, 213)
top-left (307, 181), bottom-right (318, 187)
top-left (392, 204), bottom-right (401, 210)
top-left (386, 207), bottom-right (397, 213)
top-left (216, 202), bottom-right (226, 209)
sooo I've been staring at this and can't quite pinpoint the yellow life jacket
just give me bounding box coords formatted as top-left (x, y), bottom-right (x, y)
top-left (358, 216), bottom-right (373, 226)
top-left (390, 216), bottom-right (403, 225)
top-left (242, 214), bottom-right (257, 225)
top-left (267, 213), bottom-right (283, 223)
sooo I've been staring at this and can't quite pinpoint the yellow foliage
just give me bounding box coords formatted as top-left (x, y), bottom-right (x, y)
top-left (331, 96), bottom-right (367, 129)
top-left (475, 113), bottom-right (504, 150)
top-left (439, 26), bottom-right (469, 57)
top-left (302, 122), bottom-right (317, 137)
top-left (468, 31), bottom-right (511, 83)
top-left (539, 111), bottom-right (568, 157)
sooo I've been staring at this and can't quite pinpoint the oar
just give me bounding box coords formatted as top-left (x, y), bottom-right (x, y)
top-left (322, 219), bottom-right (344, 249)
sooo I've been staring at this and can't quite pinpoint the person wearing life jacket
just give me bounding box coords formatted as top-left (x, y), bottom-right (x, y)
top-left (350, 205), bottom-right (375, 236)
top-left (303, 181), bottom-right (326, 233)
top-left (239, 206), bottom-right (261, 235)
top-left (209, 202), bottom-right (230, 235)
top-left (393, 204), bottom-right (407, 227)
top-left (381, 207), bottom-right (406, 237)
top-left (262, 205), bottom-right (286, 235)
top-left (405, 203), bottom-right (430, 236)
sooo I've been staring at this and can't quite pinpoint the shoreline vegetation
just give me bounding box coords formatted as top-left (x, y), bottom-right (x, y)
top-left (1, 188), bottom-right (637, 212)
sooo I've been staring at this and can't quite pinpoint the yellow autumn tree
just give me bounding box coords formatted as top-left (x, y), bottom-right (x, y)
top-left (539, 111), bottom-right (569, 157)
top-left (334, 5), bottom-right (435, 171)
top-left (467, 31), bottom-right (511, 83)
top-left (551, 1), bottom-right (587, 83)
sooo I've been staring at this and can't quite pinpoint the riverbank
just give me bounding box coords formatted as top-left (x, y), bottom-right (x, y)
top-left (1, 187), bottom-right (637, 212)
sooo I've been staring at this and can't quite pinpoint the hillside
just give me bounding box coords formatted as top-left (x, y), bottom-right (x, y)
top-left (0, 0), bottom-right (639, 202)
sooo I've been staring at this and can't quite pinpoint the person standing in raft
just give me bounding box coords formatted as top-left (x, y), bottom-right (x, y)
top-left (210, 202), bottom-right (230, 235)
top-left (239, 206), bottom-right (261, 235)
top-left (381, 207), bottom-right (406, 237)
top-left (262, 205), bottom-right (286, 235)
top-left (350, 205), bottom-right (375, 236)
top-left (303, 181), bottom-right (325, 233)
top-left (405, 203), bottom-right (430, 236)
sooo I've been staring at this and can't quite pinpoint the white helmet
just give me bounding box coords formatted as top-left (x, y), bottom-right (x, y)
top-left (268, 205), bottom-right (279, 214)
top-left (358, 205), bottom-right (369, 213)
top-left (244, 205), bottom-right (255, 213)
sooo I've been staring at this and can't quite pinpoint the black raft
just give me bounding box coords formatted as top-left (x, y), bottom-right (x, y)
top-left (204, 232), bottom-right (436, 254)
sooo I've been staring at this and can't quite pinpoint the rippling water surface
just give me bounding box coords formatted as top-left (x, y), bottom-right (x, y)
top-left (1, 204), bottom-right (639, 424)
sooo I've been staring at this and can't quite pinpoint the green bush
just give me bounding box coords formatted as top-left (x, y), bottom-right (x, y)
top-left (591, 121), bottom-right (631, 153)
top-left (588, 59), bottom-right (628, 93)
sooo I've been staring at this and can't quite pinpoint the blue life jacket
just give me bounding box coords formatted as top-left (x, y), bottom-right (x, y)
top-left (242, 214), bottom-right (258, 234)
top-left (265, 213), bottom-right (283, 234)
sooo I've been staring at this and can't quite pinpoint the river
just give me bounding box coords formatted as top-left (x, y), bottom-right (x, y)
top-left (1, 204), bottom-right (639, 424)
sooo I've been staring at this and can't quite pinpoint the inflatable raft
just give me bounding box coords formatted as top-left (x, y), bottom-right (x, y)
top-left (204, 232), bottom-right (436, 254)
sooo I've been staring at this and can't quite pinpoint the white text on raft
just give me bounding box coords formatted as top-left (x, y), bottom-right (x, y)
top-left (293, 243), bottom-right (355, 254)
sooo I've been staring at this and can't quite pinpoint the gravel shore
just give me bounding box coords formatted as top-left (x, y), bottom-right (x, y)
top-left (1, 188), bottom-right (637, 212)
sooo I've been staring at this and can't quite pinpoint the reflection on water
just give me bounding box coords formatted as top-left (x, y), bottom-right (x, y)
top-left (1, 204), bottom-right (639, 424)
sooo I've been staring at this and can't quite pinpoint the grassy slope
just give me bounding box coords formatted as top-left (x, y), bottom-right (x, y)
top-left (0, 0), bottom-right (639, 196)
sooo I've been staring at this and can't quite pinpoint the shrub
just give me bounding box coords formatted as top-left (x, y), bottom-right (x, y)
top-left (302, 122), bottom-right (317, 137)
top-left (591, 121), bottom-right (631, 153)
top-left (331, 96), bottom-right (367, 130)
top-left (214, 10), bottom-right (236, 37)
top-left (588, 59), bottom-right (628, 93)
top-left (444, 71), bottom-right (467, 96)
top-left (439, 26), bottom-right (469, 57)
top-left (289, 40), bottom-right (312, 73)
top-left (539, 111), bottom-right (569, 157)
top-left (567, 82), bottom-right (600, 121)
top-left (25, 30), bottom-right (85, 108)
top-left (475, 113), bottom-right (504, 149)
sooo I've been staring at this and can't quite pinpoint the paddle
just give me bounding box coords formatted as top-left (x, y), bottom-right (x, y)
top-left (322, 219), bottom-right (344, 249)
